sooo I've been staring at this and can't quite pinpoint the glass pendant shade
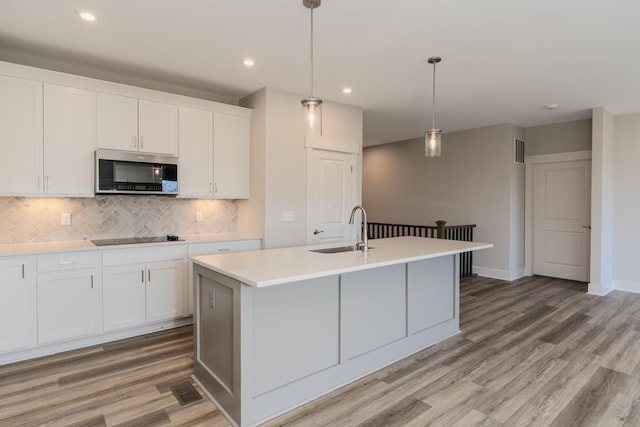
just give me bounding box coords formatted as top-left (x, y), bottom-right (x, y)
top-left (301, 0), bottom-right (322, 137)
top-left (424, 56), bottom-right (442, 157)
top-left (425, 129), bottom-right (442, 157)
top-left (302, 97), bottom-right (322, 137)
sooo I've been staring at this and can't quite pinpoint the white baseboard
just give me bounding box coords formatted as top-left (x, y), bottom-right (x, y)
top-left (473, 266), bottom-right (526, 281)
top-left (612, 280), bottom-right (640, 294)
top-left (0, 316), bottom-right (193, 366)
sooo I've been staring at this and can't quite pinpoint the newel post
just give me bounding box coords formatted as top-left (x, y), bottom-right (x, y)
top-left (435, 220), bottom-right (446, 239)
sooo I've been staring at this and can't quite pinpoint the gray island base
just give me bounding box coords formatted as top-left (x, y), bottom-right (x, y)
top-left (191, 236), bottom-right (492, 427)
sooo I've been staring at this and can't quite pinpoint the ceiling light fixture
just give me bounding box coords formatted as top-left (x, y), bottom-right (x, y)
top-left (301, 0), bottom-right (322, 137)
top-left (342, 87), bottom-right (352, 94)
top-left (425, 56), bottom-right (442, 157)
top-left (78, 11), bottom-right (97, 22)
top-left (243, 58), bottom-right (255, 67)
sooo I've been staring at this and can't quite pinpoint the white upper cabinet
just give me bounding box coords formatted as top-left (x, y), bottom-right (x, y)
top-left (213, 112), bottom-right (250, 199)
top-left (139, 99), bottom-right (178, 155)
top-left (178, 106), bottom-right (214, 198)
top-left (96, 93), bottom-right (137, 152)
top-left (178, 109), bottom-right (250, 199)
top-left (0, 76), bottom-right (43, 195)
top-left (97, 93), bottom-right (178, 155)
top-left (43, 84), bottom-right (96, 196)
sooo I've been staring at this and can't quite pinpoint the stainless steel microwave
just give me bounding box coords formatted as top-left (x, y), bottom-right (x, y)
top-left (95, 149), bottom-right (178, 195)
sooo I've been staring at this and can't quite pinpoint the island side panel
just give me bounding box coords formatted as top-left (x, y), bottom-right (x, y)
top-left (407, 255), bottom-right (457, 335)
top-left (250, 276), bottom-right (340, 397)
top-left (192, 265), bottom-right (243, 426)
top-left (340, 263), bottom-right (407, 361)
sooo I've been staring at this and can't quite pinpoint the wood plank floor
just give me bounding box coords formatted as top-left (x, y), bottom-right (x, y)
top-left (3, 275), bottom-right (640, 426)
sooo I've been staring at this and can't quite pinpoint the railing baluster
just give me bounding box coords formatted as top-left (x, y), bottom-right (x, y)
top-left (368, 221), bottom-right (476, 278)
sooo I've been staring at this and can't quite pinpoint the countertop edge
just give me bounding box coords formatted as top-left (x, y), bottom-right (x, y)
top-left (0, 234), bottom-right (263, 257)
top-left (192, 239), bottom-right (493, 288)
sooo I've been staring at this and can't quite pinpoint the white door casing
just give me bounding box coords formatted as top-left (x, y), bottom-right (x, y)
top-left (532, 159), bottom-right (591, 281)
top-left (306, 137), bottom-right (360, 245)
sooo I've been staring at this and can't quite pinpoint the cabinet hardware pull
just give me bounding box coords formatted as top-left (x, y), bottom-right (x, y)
top-left (133, 135), bottom-right (137, 148)
top-left (313, 229), bottom-right (324, 235)
top-left (148, 269), bottom-right (151, 282)
top-left (140, 136), bottom-right (144, 148)
top-left (209, 182), bottom-right (213, 193)
top-left (46, 176), bottom-right (50, 190)
top-left (22, 264), bottom-right (25, 279)
top-left (218, 248), bottom-right (230, 252)
top-left (58, 261), bottom-right (75, 265)
top-left (141, 270), bottom-right (144, 283)
top-left (90, 275), bottom-right (94, 289)
top-left (37, 175), bottom-right (41, 190)
top-left (214, 182), bottom-right (218, 194)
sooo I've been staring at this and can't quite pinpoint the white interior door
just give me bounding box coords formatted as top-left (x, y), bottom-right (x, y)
top-left (307, 148), bottom-right (358, 245)
top-left (533, 160), bottom-right (591, 281)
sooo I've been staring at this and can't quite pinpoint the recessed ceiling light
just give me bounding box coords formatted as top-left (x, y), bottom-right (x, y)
top-left (77, 11), bottom-right (97, 22)
top-left (544, 104), bottom-right (559, 110)
top-left (243, 58), bottom-right (255, 67)
top-left (342, 87), bottom-right (352, 94)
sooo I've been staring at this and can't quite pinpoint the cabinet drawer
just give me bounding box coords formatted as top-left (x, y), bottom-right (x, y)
top-left (37, 252), bottom-right (99, 273)
top-left (102, 245), bottom-right (187, 266)
top-left (187, 239), bottom-right (261, 256)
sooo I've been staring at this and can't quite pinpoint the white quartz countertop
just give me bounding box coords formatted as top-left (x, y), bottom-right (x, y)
top-left (191, 236), bottom-right (493, 287)
top-left (0, 233), bottom-right (262, 256)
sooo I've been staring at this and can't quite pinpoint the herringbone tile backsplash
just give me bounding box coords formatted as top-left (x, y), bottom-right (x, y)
top-left (0, 196), bottom-right (237, 244)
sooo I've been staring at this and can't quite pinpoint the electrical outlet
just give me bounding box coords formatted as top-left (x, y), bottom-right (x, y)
top-left (61, 213), bottom-right (71, 226)
top-left (196, 211), bottom-right (203, 222)
top-left (209, 288), bottom-right (216, 309)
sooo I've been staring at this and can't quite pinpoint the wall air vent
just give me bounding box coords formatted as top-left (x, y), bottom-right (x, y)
top-left (514, 138), bottom-right (525, 164)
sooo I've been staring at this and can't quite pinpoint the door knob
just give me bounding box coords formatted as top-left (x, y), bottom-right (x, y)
top-left (313, 229), bottom-right (324, 235)
top-left (582, 225), bottom-right (591, 230)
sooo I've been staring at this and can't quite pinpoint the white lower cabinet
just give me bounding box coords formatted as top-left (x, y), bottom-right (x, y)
top-left (102, 246), bottom-right (187, 332)
top-left (103, 260), bottom-right (185, 331)
top-left (0, 256), bottom-right (36, 353)
top-left (36, 252), bottom-right (101, 344)
top-left (102, 264), bottom-right (147, 330)
top-left (145, 260), bottom-right (186, 322)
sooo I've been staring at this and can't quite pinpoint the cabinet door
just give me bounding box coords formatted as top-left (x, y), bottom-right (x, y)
top-left (44, 84), bottom-right (96, 196)
top-left (97, 92), bottom-right (138, 152)
top-left (138, 99), bottom-right (178, 155)
top-left (0, 76), bottom-right (43, 195)
top-left (0, 257), bottom-right (35, 353)
top-left (146, 260), bottom-right (185, 323)
top-left (37, 269), bottom-right (101, 344)
top-left (102, 264), bottom-right (146, 331)
top-left (178, 106), bottom-right (213, 198)
top-left (213, 112), bottom-right (250, 198)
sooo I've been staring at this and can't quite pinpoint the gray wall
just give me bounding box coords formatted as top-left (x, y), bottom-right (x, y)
top-left (525, 119), bottom-right (592, 156)
top-left (363, 118), bottom-right (593, 280)
top-left (363, 123), bottom-right (524, 279)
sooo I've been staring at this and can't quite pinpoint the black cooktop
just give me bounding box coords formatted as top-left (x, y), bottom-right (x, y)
top-left (91, 235), bottom-right (183, 246)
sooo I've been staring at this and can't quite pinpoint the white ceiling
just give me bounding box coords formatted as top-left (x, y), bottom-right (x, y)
top-left (1, 0), bottom-right (639, 146)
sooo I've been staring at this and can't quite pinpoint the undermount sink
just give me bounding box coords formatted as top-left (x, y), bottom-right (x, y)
top-left (309, 245), bottom-right (373, 254)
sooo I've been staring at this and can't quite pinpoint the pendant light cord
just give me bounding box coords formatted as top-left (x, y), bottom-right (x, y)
top-left (310, 6), bottom-right (314, 98)
top-left (431, 61), bottom-right (436, 129)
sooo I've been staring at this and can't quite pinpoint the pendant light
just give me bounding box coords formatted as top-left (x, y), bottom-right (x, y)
top-left (301, 0), bottom-right (322, 136)
top-left (425, 56), bottom-right (442, 157)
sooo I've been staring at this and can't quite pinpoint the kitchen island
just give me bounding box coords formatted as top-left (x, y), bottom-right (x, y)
top-left (191, 236), bottom-right (492, 427)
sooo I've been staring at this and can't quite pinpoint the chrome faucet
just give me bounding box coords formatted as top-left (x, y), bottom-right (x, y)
top-left (348, 205), bottom-right (369, 252)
